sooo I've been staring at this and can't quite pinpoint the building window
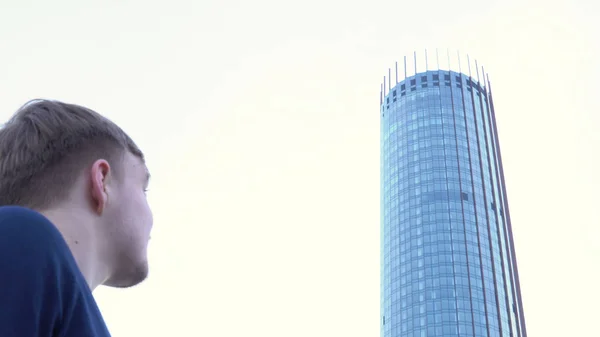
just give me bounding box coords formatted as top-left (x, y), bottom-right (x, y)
top-left (461, 192), bottom-right (469, 201)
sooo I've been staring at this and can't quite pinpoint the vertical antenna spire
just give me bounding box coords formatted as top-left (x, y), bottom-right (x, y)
top-left (467, 54), bottom-right (472, 77)
top-left (481, 65), bottom-right (487, 90)
top-left (413, 51), bottom-right (417, 75)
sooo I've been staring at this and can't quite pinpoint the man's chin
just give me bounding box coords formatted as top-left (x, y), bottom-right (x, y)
top-left (104, 262), bottom-right (149, 288)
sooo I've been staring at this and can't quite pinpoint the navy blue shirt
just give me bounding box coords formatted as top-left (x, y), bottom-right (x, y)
top-left (0, 206), bottom-right (111, 337)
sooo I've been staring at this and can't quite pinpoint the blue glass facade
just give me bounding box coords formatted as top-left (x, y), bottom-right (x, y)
top-left (380, 67), bottom-right (527, 337)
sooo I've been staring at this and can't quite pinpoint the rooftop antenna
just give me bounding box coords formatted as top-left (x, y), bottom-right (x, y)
top-left (413, 51), bottom-right (417, 75)
top-left (467, 54), bottom-right (472, 78)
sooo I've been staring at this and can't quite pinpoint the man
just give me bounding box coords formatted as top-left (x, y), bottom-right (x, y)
top-left (0, 99), bottom-right (153, 336)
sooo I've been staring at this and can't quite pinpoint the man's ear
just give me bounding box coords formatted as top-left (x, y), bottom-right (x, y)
top-left (90, 159), bottom-right (111, 215)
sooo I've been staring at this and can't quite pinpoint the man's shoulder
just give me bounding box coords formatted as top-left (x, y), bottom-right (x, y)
top-left (0, 207), bottom-right (112, 337)
top-left (0, 206), bottom-right (71, 264)
top-left (0, 205), bottom-right (63, 234)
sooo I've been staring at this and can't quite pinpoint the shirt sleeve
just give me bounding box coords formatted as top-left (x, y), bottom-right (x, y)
top-left (0, 207), bottom-right (75, 337)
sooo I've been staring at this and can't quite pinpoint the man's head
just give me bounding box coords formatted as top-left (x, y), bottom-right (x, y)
top-left (0, 99), bottom-right (153, 288)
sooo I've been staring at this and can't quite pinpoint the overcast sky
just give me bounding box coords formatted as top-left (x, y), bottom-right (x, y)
top-left (1, 0), bottom-right (598, 336)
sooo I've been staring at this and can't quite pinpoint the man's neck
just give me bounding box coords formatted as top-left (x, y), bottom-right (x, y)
top-left (40, 208), bottom-right (108, 291)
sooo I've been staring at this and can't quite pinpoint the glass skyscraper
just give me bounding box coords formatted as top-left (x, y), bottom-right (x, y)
top-left (380, 52), bottom-right (527, 337)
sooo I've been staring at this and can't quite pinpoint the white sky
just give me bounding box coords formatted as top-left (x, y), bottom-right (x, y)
top-left (0, 0), bottom-right (598, 336)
